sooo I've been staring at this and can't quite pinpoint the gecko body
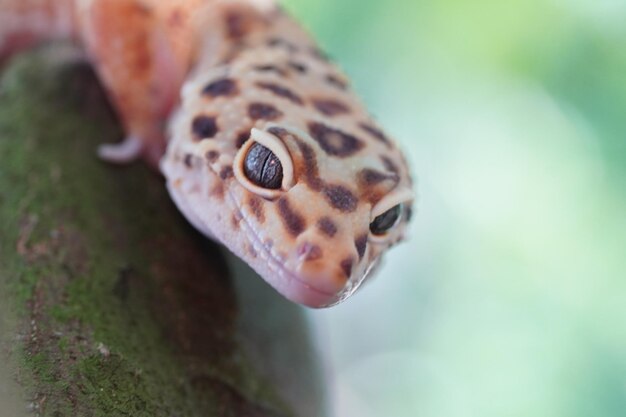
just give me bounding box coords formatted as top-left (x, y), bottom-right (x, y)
top-left (0, 0), bottom-right (414, 307)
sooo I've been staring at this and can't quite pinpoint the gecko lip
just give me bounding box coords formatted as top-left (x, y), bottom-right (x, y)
top-left (225, 191), bottom-right (345, 308)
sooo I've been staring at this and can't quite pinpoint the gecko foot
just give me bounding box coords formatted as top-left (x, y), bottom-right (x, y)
top-left (97, 136), bottom-right (143, 164)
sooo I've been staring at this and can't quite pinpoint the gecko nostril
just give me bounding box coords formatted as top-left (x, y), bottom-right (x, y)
top-left (297, 242), bottom-right (323, 262)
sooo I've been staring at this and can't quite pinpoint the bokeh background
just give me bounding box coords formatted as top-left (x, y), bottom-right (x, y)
top-left (281, 0), bottom-right (626, 416)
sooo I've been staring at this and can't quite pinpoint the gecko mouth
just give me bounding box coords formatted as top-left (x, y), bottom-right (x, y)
top-left (225, 190), bottom-right (345, 308)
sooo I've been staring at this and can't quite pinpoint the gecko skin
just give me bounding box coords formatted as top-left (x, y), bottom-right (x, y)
top-left (0, 0), bottom-right (414, 307)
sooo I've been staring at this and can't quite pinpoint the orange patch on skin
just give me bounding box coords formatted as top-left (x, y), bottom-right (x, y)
top-left (210, 183), bottom-right (225, 200)
top-left (231, 212), bottom-right (242, 230)
top-left (248, 196), bottom-right (266, 223)
top-left (360, 187), bottom-right (388, 206)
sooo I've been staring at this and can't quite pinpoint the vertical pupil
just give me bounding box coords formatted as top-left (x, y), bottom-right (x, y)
top-left (243, 143), bottom-right (283, 189)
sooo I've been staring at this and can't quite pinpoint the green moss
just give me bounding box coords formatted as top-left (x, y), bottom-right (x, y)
top-left (0, 50), bottom-right (306, 417)
top-left (24, 352), bottom-right (55, 385)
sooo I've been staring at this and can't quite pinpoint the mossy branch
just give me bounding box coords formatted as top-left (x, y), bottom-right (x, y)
top-left (0, 49), bottom-right (327, 417)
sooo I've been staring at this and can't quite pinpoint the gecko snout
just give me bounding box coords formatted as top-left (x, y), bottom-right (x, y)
top-left (292, 238), bottom-right (358, 299)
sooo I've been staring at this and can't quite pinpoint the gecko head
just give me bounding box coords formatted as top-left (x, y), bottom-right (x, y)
top-left (159, 15), bottom-right (415, 307)
top-left (227, 124), bottom-right (414, 308)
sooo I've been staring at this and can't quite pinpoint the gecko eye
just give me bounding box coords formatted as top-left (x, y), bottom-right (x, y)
top-left (369, 204), bottom-right (402, 235)
top-left (233, 128), bottom-right (295, 199)
top-left (244, 143), bottom-right (283, 189)
top-left (368, 188), bottom-right (414, 241)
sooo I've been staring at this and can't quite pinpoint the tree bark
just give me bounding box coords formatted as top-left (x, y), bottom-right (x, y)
top-left (0, 49), bottom-right (327, 417)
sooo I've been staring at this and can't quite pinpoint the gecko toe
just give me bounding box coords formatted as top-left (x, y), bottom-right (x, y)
top-left (97, 136), bottom-right (143, 164)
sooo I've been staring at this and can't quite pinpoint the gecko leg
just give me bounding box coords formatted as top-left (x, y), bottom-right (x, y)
top-left (77, 0), bottom-right (198, 166)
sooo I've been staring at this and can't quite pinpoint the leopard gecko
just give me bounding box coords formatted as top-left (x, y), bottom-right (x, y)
top-left (0, 0), bottom-right (414, 307)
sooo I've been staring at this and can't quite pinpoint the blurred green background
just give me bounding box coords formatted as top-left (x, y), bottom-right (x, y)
top-left (281, 0), bottom-right (626, 416)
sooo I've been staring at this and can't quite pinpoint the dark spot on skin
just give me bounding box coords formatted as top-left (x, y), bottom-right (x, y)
top-left (326, 74), bottom-right (348, 90)
top-left (235, 130), bottom-right (251, 148)
top-left (340, 258), bottom-right (354, 278)
top-left (308, 122), bottom-right (364, 158)
top-left (267, 37), bottom-right (298, 52)
top-left (360, 123), bottom-right (391, 146)
top-left (277, 198), bottom-right (305, 237)
top-left (295, 140), bottom-right (323, 191)
top-left (323, 185), bottom-right (358, 213)
top-left (206, 150), bottom-right (220, 162)
top-left (359, 168), bottom-right (400, 186)
top-left (249, 102), bottom-right (283, 121)
top-left (248, 196), bottom-right (266, 223)
top-left (317, 217), bottom-right (338, 237)
top-left (355, 234), bottom-right (368, 259)
top-left (248, 244), bottom-right (258, 259)
top-left (184, 154), bottom-right (193, 168)
top-left (220, 166), bottom-right (234, 180)
top-left (267, 126), bottom-right (291, 139)
top-left (312, 98), bottom-right (350, 117)
top-left (298, 243), bottom-right (323, 261)
top-left (254, 65), bottom-right (288, 76)
top-left (202, 78), bottom-right (238, 98)
top-left (256, 82), bottom-right (303, 105)
top-left (288, 61), bottom-right (307, 73)
top-left (225, 11), bottom-right (249, 39)
top-left (381, 155), bottom-right (400, 174)
top-left (192, 115), bottom-right (218, 140)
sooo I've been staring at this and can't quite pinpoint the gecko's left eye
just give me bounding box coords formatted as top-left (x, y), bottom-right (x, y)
top-left (233, 128), bottom-right (295, 199)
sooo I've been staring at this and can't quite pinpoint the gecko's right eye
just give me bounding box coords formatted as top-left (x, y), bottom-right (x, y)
top-left (368, 188), bottom-right (415, 243)
top-left (369, 204), bottom-right (402, 236)
top-left (233, 128), bottom-right (295, 199)
top-left (243, 143), bottom-right (283, 189)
